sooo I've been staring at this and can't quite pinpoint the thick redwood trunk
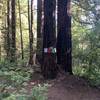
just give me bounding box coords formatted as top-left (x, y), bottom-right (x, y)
top-left (37, 0), bottom-right (42, 38)
top-left (37, 0), bottom-right (43, 64)
top-left (57, 0), bottom-right (73, 74)
top-left (42, 0), bottom-right (58, 79)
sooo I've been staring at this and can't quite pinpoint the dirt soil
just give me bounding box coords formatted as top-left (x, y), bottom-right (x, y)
top-left (47, 74), bottom-right (100, 100)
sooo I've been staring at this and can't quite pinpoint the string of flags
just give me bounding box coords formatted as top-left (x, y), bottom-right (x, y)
top-left (44, 47), bottom-right (56, 53)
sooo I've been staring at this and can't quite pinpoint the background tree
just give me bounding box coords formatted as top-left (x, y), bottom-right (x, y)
top-left (10, 0), bottom-right (16, 62)
top-left (28, 0), bottom-right (34, 65)
top-left (18, 0), bottom-right (24, 60)
top-left (6, 0), bottom-right (10, 59)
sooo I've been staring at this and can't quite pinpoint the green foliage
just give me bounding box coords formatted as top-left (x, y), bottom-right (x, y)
top-left (72, 0), bottom-right (100, 87)
top-left (0, 60), bottom-right (32, 88)
top-left (84, 66), bottom-right (100, 86)
top-left (0, 84), bottom-right (48, 100)
top-left (0, 93), bottom-right (10, 100)
top-left (0, 60), bottom-right (48, 100)
top-left (32, 84), bottom-right (48, 100)
top-left (73, 66), bottom-right (86, 76)
top-left (3, 94), bottom-right (31, 100)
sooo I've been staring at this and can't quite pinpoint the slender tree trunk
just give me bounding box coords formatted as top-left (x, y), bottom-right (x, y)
top-left (18, 0), bottom-right (24, 60)
top-left (57, 0), bottom-right (73, 74)
top-left (42, 0), bottom-right (58, 79)
top-left (0, 45), bottom-right (1, 61)
top-left (28, 0), bottom-right (34, 65)
top-left (6, 0), bottom-right (11, 59)
top-left (10, 0), bottom-right (16, 62)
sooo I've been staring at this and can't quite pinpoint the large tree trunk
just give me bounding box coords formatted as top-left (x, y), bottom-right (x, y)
top-left (37, 0), bottom-right (42, 38)
top-left (28, 0), bottom-right (34, 65)
top-left (57, 0), bottom-right (73, 74)
top-left (42, 0), bottom-right (58, 79)
top-left (18, 0), bottom-right (24, 60)
top-left (37, 0), bottom-right (42, 64)
top-left (10, 0), bottom-right (16, 62)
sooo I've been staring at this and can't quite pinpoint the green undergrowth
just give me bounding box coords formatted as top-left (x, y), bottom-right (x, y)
top-left (0, 84), bottom-right (49, 100)
top-left (0, 60), bottom-right (48, 100)
top-left (0, 60), bottom-right (32, 87)
top-left (73, 66), bottom-right (100, 87)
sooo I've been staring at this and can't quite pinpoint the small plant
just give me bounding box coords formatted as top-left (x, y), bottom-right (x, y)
top-left (1, 84), bottom-right (49, 100)
top-left (32, 84), bottom-right (49, 100)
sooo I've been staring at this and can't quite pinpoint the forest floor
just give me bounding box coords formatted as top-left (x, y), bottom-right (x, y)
top-left (29, 73), bottom-right (100, 100)
top-left (0, 72), bottom-right (100, 100)
top-left (47, 74), bottom-right (100, 100)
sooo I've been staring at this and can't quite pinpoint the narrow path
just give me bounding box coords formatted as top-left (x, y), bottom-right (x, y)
top-left (47, 75), bottom-right (100, 100)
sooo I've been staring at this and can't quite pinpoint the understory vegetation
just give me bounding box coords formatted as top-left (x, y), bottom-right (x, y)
top-left (0, 61), bottom-right (49, 100)
top-left (72, 0), bottom-right (100, 87)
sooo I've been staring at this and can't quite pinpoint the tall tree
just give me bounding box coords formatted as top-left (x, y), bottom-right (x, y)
top-left (37, 0), bottom-right (43, 64)
top-left (37, 0), bottom-right (42, 39)
top-left (0, 0), bottom-right (10, 60)
top-left (6, 0), bottom-right (11, 59)
top-left (18, 0), bottom-right (24, 60)
top-left (10, 0), bottom-right (16, 62)
top-left (0, 45), bottom-right (1, 61)
top-left (57, 0), bottom-right (73, 74)
top-left (28, 0), bottom-right (34, 65)
top-left (42, 0), bottom-right (58, 79)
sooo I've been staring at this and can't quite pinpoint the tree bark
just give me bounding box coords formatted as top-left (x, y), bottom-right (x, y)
top-left (6, 0), bottom-right (11, 59)
top-left (57, 0), bottom-right (73, 74)
top-left (0, 45), bottom-right (1, 61)
top-left (37, 0), bottom-right (42, 38)
top-left (10, 0), bottom-right (16, 62)
top-left (28, 0), bottom-right (34, 65)
top-left (37, 0), bottom-right (43, 64)
top-left (42, 0), bottom-right (58, 79)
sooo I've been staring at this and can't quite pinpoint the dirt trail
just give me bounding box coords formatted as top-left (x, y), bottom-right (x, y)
top-left (47, 75), bottom-right (100, 100)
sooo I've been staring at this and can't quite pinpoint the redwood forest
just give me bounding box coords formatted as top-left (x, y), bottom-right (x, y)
top-left (0, 0), bottom-right (100, 100)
